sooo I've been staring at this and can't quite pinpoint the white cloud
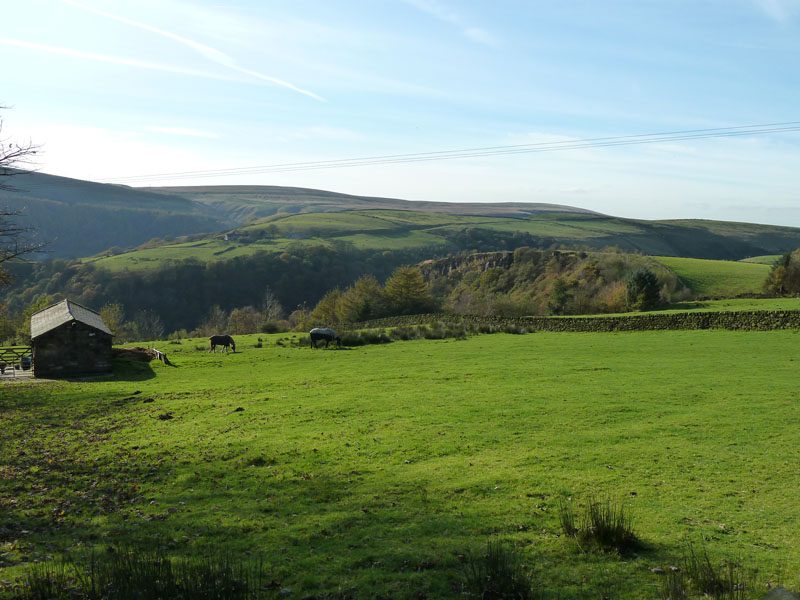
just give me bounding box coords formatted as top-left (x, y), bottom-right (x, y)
top-left (751, 0), bottom-right (800, 22)
top-left (403, 0), bottom-right (495, 45)
top-left (145, 126), bottom-right (220, 138)
top-left (288, 126), bottom-right (365, 142)
top-left (60, 0), bottom-right (327, 101)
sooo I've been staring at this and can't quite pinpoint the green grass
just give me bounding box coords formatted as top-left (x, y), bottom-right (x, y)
top-left (242, 212), bottom-right (401, 234)
top-left (453, 213), bottom-right (648, 239)
top-left (740, 255), bottom-right (781, 265)
top-left (335, 230), bottom-right (450, 250)
top-left (601, 297), bottom-right (800, 317)
top-left (4, 330), bottom-right (800, 598)
top-left (87, 238), bottom-right (333, 272)
top-left (655, 256), bottom-right (770, 297)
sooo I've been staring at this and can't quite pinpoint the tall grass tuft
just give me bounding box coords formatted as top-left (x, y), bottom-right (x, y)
top-left (460, 540), bottom-right (539, 600)
top-left (682, 543), bottom-right (748, 600)
top-left (20, 559), bottom-right (80, 600)
top-left (16, 548), bottom-right (273, 600)
top-left (658, 570), bottom-right (688, 600)
top-left (558, 496), bottom-right (640, 554)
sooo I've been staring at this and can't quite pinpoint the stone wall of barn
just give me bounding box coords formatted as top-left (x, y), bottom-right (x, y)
top-left (33, 321), bottom-right (112, 378)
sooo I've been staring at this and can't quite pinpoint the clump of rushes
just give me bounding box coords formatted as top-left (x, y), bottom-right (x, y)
top-left (681, 543), bottom-right (749, 599)
top-left (17, 548), bottom-right (274, 600)
top-left (558, 495), bottom-right (640, 554)
top-left (461, 539), bottom-right (540, 600)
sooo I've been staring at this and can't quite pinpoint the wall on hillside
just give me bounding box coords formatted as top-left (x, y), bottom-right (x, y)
top-left (350, 311), bottom-right (800, 332)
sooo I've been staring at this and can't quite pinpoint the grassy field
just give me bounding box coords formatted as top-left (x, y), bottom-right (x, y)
top-left (3, 330), bottom-right (800, 598)
top-left (655, 256), bottom-right (770, 297)
top-left (740, 255), bottom-right (782, 265)
top-left (85, 238), bottom-right (334, 272)
top-left (608, 297), bottom-right (800, 316)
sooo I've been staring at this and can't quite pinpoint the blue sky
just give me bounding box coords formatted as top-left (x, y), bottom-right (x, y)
top-left (3, 0), bottom-right (800, 224)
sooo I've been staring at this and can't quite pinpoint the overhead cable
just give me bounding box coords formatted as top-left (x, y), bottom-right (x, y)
top-left (99, 121), bottom-right (800, 184)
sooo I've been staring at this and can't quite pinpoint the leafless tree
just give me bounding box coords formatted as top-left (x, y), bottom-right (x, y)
top-left (133, 309), bottom-right (166, 342)
top-left (260, 286), bottom-right (285, 322)
top-left (1, 107), bottom-right (44, 272)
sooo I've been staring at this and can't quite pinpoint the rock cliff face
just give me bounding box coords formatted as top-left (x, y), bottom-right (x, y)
top-left (418, 251), bottom-right (515, 278)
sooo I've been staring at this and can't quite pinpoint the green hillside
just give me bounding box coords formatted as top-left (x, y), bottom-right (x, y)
top-left (83, 208), bottom-right (800, 273)
top-left (5, 172), bottom-right (800, 262)
top-left (0, 171), bottom-right (231, 257)
top-left (655, 256), bottom-right (770, 297)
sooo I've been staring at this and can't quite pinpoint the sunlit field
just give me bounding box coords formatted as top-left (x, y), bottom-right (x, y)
top-left (4, 329), bottom-right (800, 598)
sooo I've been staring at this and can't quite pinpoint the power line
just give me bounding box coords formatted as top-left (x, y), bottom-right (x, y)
top-left (99, 121), bottom-right (800, 185)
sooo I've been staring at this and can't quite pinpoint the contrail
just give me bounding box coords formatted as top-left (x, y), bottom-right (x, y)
top-left (0, 36), bottom-right (228, 80)
top-left (60, 0), bottom-right (326, 102)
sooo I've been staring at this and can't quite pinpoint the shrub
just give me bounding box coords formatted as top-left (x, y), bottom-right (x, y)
top-left (340, 329), bottom-right (392, 347)
top-left (389, 325), bottom-right (422, 341)
top-left (558, 496), bottom-right (639, 554)
top-left (461, 540), bottom-right (538, 600)
top-left (261, 320), bottom-right (290, 334)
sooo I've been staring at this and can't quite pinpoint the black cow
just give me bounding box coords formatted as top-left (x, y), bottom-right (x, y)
top-left (209, 334), bottom-right (236, 353)
top-left (309, 328), bottom-right (342, 349)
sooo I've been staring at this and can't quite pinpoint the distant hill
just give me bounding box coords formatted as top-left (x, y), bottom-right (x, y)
top-left (145, 184), bottom-right (599, 223)
top-left (0, 172), bottom-right (597, 258)
top-left (4, 172), bottom-right (800, 262)
top-left (0, 172), bottom-right (231, 257)
top-left (87, 208), bottom-right (800, 272)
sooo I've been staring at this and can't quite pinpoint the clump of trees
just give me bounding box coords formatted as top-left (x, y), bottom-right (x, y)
top-left (301, 266), bottom-right (436, 328)
top-left (764, 250), bottom-right (800, 296)
top-left (300, 249), bottom-right (686, 328)
top-left (427, 248), bottom-right (685, 317)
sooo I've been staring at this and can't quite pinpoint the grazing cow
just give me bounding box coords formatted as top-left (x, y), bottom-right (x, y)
top-left (209, 334), bottom-right (236, 353)
top-left (309, 328), bottom-right (342, 349)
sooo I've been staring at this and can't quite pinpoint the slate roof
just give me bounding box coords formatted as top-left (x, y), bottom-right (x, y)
top-left (30, 299), bottom-right (113, 339)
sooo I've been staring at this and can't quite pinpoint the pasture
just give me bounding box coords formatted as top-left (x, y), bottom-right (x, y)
top-left (740, 255), bottom-right (782, 265)
top-left (654, 256), bottom-right (770, 297)
top-left (612, 297), bottom-right (800, 316)
top-left (3, 330), bottom-right (800, 598)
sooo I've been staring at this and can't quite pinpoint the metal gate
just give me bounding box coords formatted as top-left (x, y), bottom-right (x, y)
top-left (0, 346), bottom-right (33, 377)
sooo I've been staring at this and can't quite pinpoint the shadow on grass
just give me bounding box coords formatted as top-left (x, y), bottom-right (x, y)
top-left (112, 358), bottom-right (158, 381)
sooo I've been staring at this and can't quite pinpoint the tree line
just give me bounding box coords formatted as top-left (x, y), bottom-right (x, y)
top-left (0, 244), bottom-right (440, 343)
top-left (2, 241), bottom-right (799, 346)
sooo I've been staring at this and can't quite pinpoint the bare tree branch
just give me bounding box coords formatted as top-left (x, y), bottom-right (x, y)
top-left (0, 106), bottom-right (46, 267)
top-left (0, 108), bottom-right (42, 191)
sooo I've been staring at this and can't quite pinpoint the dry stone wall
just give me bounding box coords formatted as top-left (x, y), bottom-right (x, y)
top-left (350, 311), bottom-right (800, 333)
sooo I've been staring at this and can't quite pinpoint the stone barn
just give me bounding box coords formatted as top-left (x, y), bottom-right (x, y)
top-left (30, 300), bottom-right (113, 378)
